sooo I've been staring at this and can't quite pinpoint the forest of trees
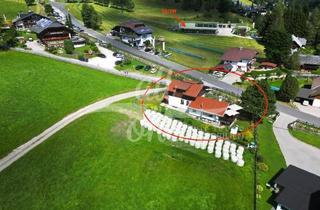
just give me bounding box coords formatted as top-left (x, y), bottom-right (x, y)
top-left (254, 0), bottom-right (320, 66)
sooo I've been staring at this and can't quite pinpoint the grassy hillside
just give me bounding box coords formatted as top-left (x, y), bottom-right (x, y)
top-left (0, 0), bottom-right (28, 20)
top-left (0, 99), bottom-right (254, 209)
top-left (0, 51), bottom-right (146, 158)
top-left (66, 0), bottom-right (264, 68)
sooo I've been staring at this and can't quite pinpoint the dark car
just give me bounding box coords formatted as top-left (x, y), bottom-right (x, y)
top-left (115, 60), bottom-right (123, 65)
top-left (144, 65), bottom-right (151, 71)
top-left (79, 57), bottom-right (88, 62)
top-left (113, 52), bottom-right (119, 57)
top-left (135, 65), bottom-right (144, 70)
top-left (97, 53), bottom-right (106, 58)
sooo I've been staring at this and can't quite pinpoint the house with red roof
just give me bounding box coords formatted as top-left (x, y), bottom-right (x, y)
top-left (164, 80), bottom-right (204, 110)
top-left (187, 97), bottom-right (242, 126)
top-left (221, 47), bottom-right (258, 72)
top-left (164, 80), bottom-right (242, 126)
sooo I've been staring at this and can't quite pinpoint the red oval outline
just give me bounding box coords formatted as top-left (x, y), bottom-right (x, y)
top-left (140, 67), bottom-right (268, 141)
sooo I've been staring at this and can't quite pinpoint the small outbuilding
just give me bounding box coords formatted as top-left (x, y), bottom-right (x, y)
top-left (260, 62), bottom-right (277, 70)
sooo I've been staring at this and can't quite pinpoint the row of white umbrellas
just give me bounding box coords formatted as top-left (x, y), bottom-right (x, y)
top-left (140, 109), bottom-right (245, 167)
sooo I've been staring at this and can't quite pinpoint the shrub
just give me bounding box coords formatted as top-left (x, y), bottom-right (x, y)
top-left (256, 154), bottom-right (264, 163)
top-left (123, 59), bottom-right (132, 65)
top-left (257, 162), bottom-right (269, 172)
top-left (256, 185), bottom-right (264, 193)
top-left (46, 46), bottom-right (58, 54)
top-left (243, 130), bottom-right (254, 142)
top-left (90, 45), bottom-right (99, 53)
top-left (78, 53), bottom-right (85, 60)
top-left (64, 40), bottom-right (74, 54)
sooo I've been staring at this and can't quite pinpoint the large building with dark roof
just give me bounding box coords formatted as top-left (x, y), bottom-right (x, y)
top-left (299, 54), bottom-right (320, 70)
top-left (111, 20), bottom-right (154, 48)
top-left (13, 11), bottom-right (49, 30)
top-left (31, 18), bottom-right (73, 47)
top-left (269, 165), bottom-right (320, 210)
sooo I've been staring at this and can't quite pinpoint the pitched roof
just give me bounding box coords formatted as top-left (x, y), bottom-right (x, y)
top-left (13, 11), bottom-right (47, 23)
top-left (119, 20), bottom-right (152, 35)
top-left (31, 19), bottom-right (71, 34)
top-left (260, 62), bottom-right (277, 68)
top-left (299, 54), bottom-right (320, 66)
top-left (273, 165), bottom-right (320, 210)
top-left (167, 80), bottom-right (203, 98)
top-left (189, 97), bottom-right (229, 117)
top-left (221, 47), bottom-right (258, 62)
top-left (292, 34), bottom-right (307, 48)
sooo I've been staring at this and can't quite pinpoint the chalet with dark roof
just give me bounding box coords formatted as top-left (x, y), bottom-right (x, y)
top-left (269, 165), bottom-right (320, 210)
top-left (31, 19), bottom-right (73, 47)
top-left (221, 47), bottom-right (258, 72)
top-left (296, 77), bottom-right (320, 107)
top-left (299, 54), bottom-right (320, 70)
top-left (111, 20), bottom-right (154, 48)
top-left (13, 11), bottom-right (49, 30)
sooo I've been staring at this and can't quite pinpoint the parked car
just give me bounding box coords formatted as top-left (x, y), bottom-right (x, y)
top-left (79, 57), bottom-right (88, 62)
top-left (97, 53), bottom-right (106, 58)
top-left (144, 65), bottom-right (151, 71)
top-left (115, 60), bottom-right (123, 65)
top-left (135, 65), bottom-right (144, 70)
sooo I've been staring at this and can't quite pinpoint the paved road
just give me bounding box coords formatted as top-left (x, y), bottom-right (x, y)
top-left (51, 1), bottom-right (320, 126)
top-left (273, 113), bottom-right (320, 176)
top-left (0, 88), bottom-right (164, 172)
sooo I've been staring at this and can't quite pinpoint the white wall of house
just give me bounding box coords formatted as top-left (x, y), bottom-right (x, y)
top-left (224, 60), bottom-right (251, 72)
top-left (168, 96), bottom-right (190, 110)
top-left (313, 98), bottom-right (320, 107)
top-left (188, 108), bottom-right (221, 124)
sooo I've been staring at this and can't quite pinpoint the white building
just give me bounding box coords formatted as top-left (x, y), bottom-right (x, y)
top-left (164, 80), bottom-right (204, 111)
top-left (111, 20), bottom-right (154, 48)
top-left (221, 47), bottom-right (258, 72)
top-left (164, 80), bottom-right (242, 126)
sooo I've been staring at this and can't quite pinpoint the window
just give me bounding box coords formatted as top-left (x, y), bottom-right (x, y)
top-left (181, 99), bottom-right (184, 105)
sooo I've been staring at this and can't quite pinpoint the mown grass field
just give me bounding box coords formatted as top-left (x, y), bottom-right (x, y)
top-left (0, 0), bottom-right (28, 20)
top-left (256, 120), bottom-right (286, 210)
top-left (66, 0), bottom-right (264, 68)
top-left (0, 97), bottom-right (255, 209)
top-left (289, 129), bottom-right (320, 149)
top-left (0, 51), bottom-right (146, 158)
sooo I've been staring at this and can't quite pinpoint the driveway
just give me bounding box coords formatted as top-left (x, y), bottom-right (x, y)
top-left (293, 102), bottom-right (320, 118)
top-left (0, 88), bottom-right (165, 173)
top-left (273, 113), bottom-right (320, 175)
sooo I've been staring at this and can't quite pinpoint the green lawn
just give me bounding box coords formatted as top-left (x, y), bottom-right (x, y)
top-left (66, 0), bottom-right (264, 68)
top-left (0, 51), bottom-right (147, 158)
top-left (289, 129), bottom-right (320, 149)
top-left (0, 0), bottom-right (28, 20)
top-left (256, 120), bottom-right (286, 210)
top-left (0, 97), bottom-right (254, 209)
top-left (269, 78), bottom-right (312, 88)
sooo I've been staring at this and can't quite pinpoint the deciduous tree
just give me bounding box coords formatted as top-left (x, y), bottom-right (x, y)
top-left (240, 80), bottom-right (276, 120)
